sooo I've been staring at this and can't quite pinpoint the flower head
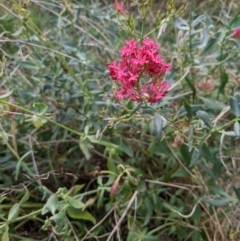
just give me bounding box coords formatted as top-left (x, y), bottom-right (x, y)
top-left (198, 81), bottom-right (213, 91)
top-left (113, 1), bottom-right (126, 14)
top-left (107, 38), bottom-right (171, 103)
top-left (231, 27), bottom-right (240, 39)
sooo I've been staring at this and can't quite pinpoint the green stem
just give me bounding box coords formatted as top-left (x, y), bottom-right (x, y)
top-left (148, 221), bottom-right (175, 235)
top-left (0, 100), bottom-right (83, 137)
top-left (0, 203), bottom-right (44, 209)
top-left (140, 3), bottom-right (146, 42)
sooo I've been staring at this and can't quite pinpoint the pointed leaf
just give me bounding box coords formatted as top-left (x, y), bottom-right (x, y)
top-left (188, 125), bottom-right (194, 152)
top-left (154, 113), bottom-right (163, 140)
top-left (2, 226), bottom-right (9, 241)
top-left (18, 61), bottom-right (39, 70)
top-left (183, 101), bottom-right (193, 120)
top-left (82, 196), bottom-right (97, 210)
top-left (67, 206), bottom-right (96, 224)
top-left (107, 156), bottom-right (117, 173)
top-left (233, 185), bottom-right (240, 200)
top-left (42, 194), bottom-right (59, 215)
top-left (219, 68), bottom-right (228, 95)
top-left (200, 97), bottom-right (225, 111)
top-left (190, 149), bottom-right (201, 167)
top-left (234, 122), bottom-right (240, 136)
top-left (203, 197), bottom-right (230, 207)
top-left (229, 96), bottom-right (240, 117)
top-left (68, 184), bottom-right (85, 195)
top-left (50, 211), bottom-right (66, 223)
top-left (8, 203), bottom-right (20, 221)
top-left (33, 102), bottom-right (48, 116)
top-left (15, 151), bottom-right (32, 180)
top-left (67, 196), bottom-right (84, 209)
top-left (20, 188), bottom-right (30, 204)
top-left (224, 131), bottom-right (237, 137)
top-left (130, 103), bottom-right (142, 116)
top-left (79, 141), bottom-right (91, 160)
top-left (0, 90), bottom-right (13, 99)
top-left (197, 110), bottom-right (213, 128)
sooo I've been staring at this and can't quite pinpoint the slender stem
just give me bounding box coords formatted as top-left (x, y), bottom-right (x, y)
top-left (106, 190), bottom-right (138, 241)
top-left (0, 203), bottom-right (44, 209)
top-left (0, 100), bottom-right (83, 137)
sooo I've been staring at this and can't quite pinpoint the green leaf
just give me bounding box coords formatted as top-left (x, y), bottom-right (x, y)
top-left (50, 211), bottom-right (66, 223)
top-left (59, 42), bottom-right (77, 51)
top-left (192, 205), bottom-right (201, 224)
top-left (224, 131), bottom-right (238, 137)
top-left (88, 136), bottom-right (118, 149)
top-left (230, 11), bottom-right (240, 27)
top-left (130, 103), bottom-right (142, 116)
top-left (15, 151), bottom-right (32, 180)
top-left (33, 102), bottom-right (48, 116)
top-left (82, 196), bottom-right (97, 210)
top-left (180, 144), bottom-right (191, 166)
top-left (107, 156), bottom-right (117, 173)
top-left (154, 113), bottom-right (163, 140)
top-left (201, 32), bottom-right (222, 55)
top-left (2, 226), bottom-right (9, 241)
top-left (121, 138), bottom-right (133, 157)
top-left (201, 37), bottom-right (218, 55)
top-left (176, 105), bottom-right (202, 118)
top-left (190, 149), bottom-right (201, 167)
top-left (79, 139), bottom-right (91, 160)
top-left (20, 188), bottom-right (30, 204)
top-left (203, 197), bottom-right (229, 207)
top-left (18, 61), bottom-right (39, 70)
top-left (229, 96), bottom-right (240, 117)
top-left (234, 122), bottom-right (240, 136)
top-left (42, 194), bottom-right (59, 215)
top-left (191, 230), bottom-right (202, 241)
top-left (200, 97), bottom-right (225, 111)
top-left (233, 185), bottom-right (240, 200)
top-left (197, 110), bottom-right (213, 128)
top-left (174, 18), bottom-right (189, 30)
top-left (97, 189), bottom-right (105, 208)
top-left (138, 180), bottom-right (147, 193)
top-left (183, 101), bottom-right (193, 120)
top-left (67, 196), bottom-right (84, 209)
top-left (219, 68), bottom-right (228, 95)
top-left (68, 184), bottom-right (85, 195)
top-left (0, 90), bottom-right (13, 99)
top-left (32, 115), bottom-right (47, 128)
top-left (8, 203), bottom-right (20, 221)
top-left (191, 15), bottom-right (206, 27)
top-left (67, 206), bottom-right (96, 224)
top-left (188, 125), bottom-right (194, 152)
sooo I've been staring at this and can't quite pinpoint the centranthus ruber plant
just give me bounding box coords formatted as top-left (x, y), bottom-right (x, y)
top-left (107, 38), bottom-right (171, 103)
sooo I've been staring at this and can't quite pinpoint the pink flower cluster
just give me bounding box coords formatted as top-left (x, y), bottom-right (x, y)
top-left (107, 38), bottom-right (171, 103)
top-left (113, 1), bottom-right (126, 14)
top-left (198, 81), bottom-right (213, 91)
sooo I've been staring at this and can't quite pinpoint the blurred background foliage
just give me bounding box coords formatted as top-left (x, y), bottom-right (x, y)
top-left (0, 0), bottom-right (240, 240)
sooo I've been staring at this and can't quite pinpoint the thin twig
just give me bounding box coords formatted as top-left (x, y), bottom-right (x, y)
top-left (81, 208), bottom-right (114, 241)
top-left (106, 190), bottom-right (138, 241)
top-left (28, 135), bottom-right (42, 186)
top-left (145, 179), bottom-right (202, 190)
top-left (168, 67), bottom-right (190, 91)
top-left (172, 198), bottom-right (203, 219)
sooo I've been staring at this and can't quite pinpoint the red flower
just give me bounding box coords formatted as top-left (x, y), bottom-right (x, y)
top-left (231, 27), bottom-right (240, 39)
top-left (198, 81), bottom-right (213, 91)
top-left (113, 1), bottom-right (126, 14)
top-left (107, 38), bottom-right (171, 103)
